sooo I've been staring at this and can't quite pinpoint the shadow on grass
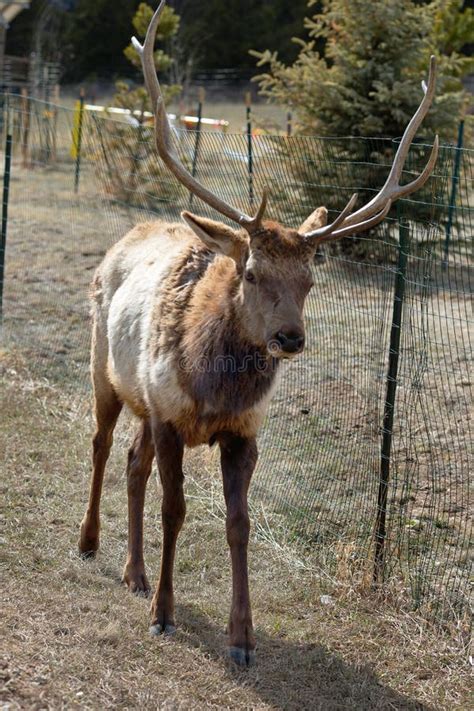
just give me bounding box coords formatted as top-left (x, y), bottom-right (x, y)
top-left (175, 602), bottom-right (430, 711)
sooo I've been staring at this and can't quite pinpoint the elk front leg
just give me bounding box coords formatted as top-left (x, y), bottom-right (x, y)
top-left (149, 421), bottom-right (185, 636)
top-left (219, 433), bottom-right (258, 667)
top-left (122, 420), bottom-right (155, 595)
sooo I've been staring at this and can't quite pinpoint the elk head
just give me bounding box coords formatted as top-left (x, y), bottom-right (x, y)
top-left (132, 1), bottom-right (439, 359)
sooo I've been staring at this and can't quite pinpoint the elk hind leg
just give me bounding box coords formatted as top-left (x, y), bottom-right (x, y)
top-left (122, 419), bottom-right (154, 595)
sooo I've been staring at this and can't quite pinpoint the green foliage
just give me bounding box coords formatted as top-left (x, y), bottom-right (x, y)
top-left (62, 0), bottom-right (143, 82)
top-left (123, 2), bottom-right (180, 71)
top-left (114, 2), bottom-right (181, 112)
top-left (10, 0), bottom-right (471, 85)
top-left (111, 1), bottom-right (180, 122)
top-left (113, 81), bottom-right (150, 114)
top-left (173, 0), bottom-right (309, 72)
top-left (253, 0), bottom-right (471, 142)
top-left (118, 1), bottom-right (180, 107)
top-left (252, 1), bottom-right (472, 255)
top-left (8, 0), bottom-right (310, 79)
top-left (132, 1), bottom-right (180, 38)
top-left (102, 2), bottom-right (181, 207)
top-left (430, 0), bottom-right (474, 64)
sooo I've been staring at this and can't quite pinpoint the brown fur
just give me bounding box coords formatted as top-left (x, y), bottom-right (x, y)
top-left (84, 6), bottom-right (437, 663)
top-left (79, 211), bottom-right (326, 664)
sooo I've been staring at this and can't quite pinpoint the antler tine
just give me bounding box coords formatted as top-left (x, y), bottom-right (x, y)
top-left (344, 55), bottom-right (438, 225)
top-left (304, 57), bottom-right (438, 242)
top-left (388, 134), bottom-right (439, 201)
top-left (319, 200), bottom-right (393, 243)
top-left (304, 193), bottom-right (358, 242)
top-left (132, 1), bottom-right (268, 232)
top-left (245, 186), bottom-right (269, 231)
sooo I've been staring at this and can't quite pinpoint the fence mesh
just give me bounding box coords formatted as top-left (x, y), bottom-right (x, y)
top-left (1, 94), bottom-right (472, 626)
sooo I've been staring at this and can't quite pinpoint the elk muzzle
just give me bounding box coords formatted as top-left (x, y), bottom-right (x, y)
top-left (270, 328), bottom-right (305, 356)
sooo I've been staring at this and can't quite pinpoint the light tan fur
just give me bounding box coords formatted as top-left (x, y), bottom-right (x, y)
top-left (90, 215), bottom-right (320, 445)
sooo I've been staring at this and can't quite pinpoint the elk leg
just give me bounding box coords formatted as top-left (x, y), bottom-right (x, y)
top-left (149, 421), bottom-right (185, 636)
top-left (219, 433), bottom-right (258, 667)
top-left (79, 384), bottom-right (122, 557)
top-left (122, 419), bottom-right (155, 595)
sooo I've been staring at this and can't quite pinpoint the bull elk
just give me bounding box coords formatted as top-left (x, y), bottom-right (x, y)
top-left (79, 0), bottom-right (438, 666)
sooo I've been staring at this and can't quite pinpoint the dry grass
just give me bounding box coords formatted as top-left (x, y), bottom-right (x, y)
top-left (1, 115), bottom-right (471, 708)
top-left (0, 354), bottom-right (471, 710)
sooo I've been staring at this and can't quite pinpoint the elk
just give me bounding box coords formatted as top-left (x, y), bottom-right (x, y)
top-left (79, 1), bottom-right (438, 666)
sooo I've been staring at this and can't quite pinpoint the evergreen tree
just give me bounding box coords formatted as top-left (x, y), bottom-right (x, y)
top-left (102, 3), bottom-right (183, 207)
top-left (62, 0), bottom-right (143, 82)
top-left (8, 0), bottom-right (310, 80)
top-left (170, 0), bottom-right (309, 73)
top-left (252, 0), bottom-right (473, 254)
top-left (114, 0), bottom-right (180, 115)
top-left (252, 0), bottom-right (473, 142)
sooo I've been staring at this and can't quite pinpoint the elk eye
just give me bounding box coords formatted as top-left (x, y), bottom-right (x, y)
top-left (245, 270), bottom-right (257, 284)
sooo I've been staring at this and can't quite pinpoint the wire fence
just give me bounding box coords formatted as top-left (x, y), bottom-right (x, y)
top-left (0, 94), bottom-right (472, 627)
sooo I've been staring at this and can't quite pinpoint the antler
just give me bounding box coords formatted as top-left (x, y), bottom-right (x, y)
top-left (132, 0), bottom-right (268, 233)
top-left (304, 56), bottom-right (439, 243)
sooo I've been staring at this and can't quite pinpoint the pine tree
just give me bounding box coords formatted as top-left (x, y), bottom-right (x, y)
top-left (252, 0), bottom-right (473, 255)
top-left (252, 0), bottom-right (473, 142)
top-left (101, 2), bottom-right (184, 208)
top-left (115, 1), bottom-right (181, 116)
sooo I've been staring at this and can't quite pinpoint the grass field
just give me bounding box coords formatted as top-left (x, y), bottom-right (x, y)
top-left (1, 107), bottom-right (472, 707)
top-left (4, 154), bottom-right (470, 620)
top-left (1, 356), bottom-right (471, 710)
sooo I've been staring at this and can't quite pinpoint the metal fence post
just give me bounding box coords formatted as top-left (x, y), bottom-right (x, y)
top-left (21, 88), bottom-right (30, 168)
top-left (74, 88), bottom-right (85, 194)
top-left (246, 91), bottom-right (254, 209)
top-left (374, 214), bottom-right (410, 583)
top-left (442, 120), bottom-right (464, 270)
top-left (189, 87), bottom-right (204, 208)
top-left (0, 95), bottom-right (12, 324)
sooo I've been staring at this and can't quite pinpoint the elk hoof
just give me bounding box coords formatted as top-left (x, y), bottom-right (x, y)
top-left (228, 646), bottom-right (256, 667)
top-left (78, 536), bottom-right (98, 559)
top-left (127, 580), bottom-right (151, 597)
top-left (149, 623), bottom-right (176, 637)
top-left (122, 567), bottom-right (151, 597)
top-left (78, 522), bottom-right (99, 558)
top-left (79, 548), bottom-right (97, 560)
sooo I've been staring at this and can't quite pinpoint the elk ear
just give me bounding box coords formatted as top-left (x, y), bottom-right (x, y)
top-left (181, 212), bottom-right (248, 262)
top-left (298, 207), bottom-right (328, 235)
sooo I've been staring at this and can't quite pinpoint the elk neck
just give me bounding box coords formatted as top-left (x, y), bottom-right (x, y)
top-left (154, 243), bottom-right (279, 419)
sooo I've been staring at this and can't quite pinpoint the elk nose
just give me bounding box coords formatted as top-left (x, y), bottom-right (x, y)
top-left (274, 330), bottom-right (305, 354)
